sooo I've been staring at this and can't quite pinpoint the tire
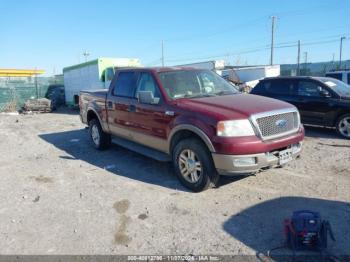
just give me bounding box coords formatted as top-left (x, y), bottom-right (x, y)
top-left (336, 114), bottom-right (350, 139)
top-left (89, 118), bottom-right (111, 150)
top-left (172, 138), bottom-right (219, 192)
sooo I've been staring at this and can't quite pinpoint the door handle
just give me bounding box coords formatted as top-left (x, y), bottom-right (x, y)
top-left (127, 105), bottom-right (136, 112)
top-left (107, 101), bottom-right (113, 109)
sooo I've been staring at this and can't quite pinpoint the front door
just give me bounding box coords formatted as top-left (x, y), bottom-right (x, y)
top-left (294, 80), bottom-right (333, 125)
top-left (128, 72), bottom-right (173, 153)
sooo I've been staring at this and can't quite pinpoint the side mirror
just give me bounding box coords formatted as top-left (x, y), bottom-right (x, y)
top-left (319, 89), bottom-right (331, 98)
top-left (137, 91), bottom-right (160, 104)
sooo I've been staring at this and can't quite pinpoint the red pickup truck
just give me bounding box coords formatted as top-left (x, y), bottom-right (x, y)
top-left (80, 67), bottom-right (304, 192)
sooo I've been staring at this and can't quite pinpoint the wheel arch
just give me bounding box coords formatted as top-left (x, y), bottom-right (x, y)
top-left (168, 125), bottom-right (215, 155)
top-left (335, 111), bottom-right (350, 125)
top-left (87, 108), bottom-right (101, 124)
top-left (86, 108), bottom-right (109, 133)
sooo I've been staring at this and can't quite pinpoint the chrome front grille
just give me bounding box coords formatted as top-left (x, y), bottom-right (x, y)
top-left (251, 109), bottom-right (300, 140)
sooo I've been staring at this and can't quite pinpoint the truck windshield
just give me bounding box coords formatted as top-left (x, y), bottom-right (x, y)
top-left (158, 70), bottom-right (239, 99)
top-left (319, 78), bottom-right (350, 96)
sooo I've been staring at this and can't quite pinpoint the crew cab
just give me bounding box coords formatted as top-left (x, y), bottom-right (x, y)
top-left (251, 76), bottom-right (350, 139)
top-left (80, 67), bottom-right (304, 192)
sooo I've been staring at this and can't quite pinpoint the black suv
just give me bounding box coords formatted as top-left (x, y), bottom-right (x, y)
top-left (251, 76), bottom-right (350, 138)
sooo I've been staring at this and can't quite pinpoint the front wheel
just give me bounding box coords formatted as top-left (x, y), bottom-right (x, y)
top-left (336, 114), bottom-right (350, 139)
top-left (173, 138), bottom-right (219, 192)
top-left (89, 118), bottom-right (111, 150)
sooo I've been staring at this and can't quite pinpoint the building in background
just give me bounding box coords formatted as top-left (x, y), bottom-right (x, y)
top-left (280, 59), bottom-right (350, 76)
top-left (63, 57), bottom-right (141, 106)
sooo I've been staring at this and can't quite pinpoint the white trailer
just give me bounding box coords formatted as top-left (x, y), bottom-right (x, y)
top-left (177, 60), bottom-right (226, 71)
top-left (63, 57), bottom-right (141, 106)
top-left (218, 65), bottom-right (281, 88)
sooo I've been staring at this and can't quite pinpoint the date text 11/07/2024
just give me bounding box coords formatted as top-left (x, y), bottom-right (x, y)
top-left (127, 255), bottom-right (220, 261)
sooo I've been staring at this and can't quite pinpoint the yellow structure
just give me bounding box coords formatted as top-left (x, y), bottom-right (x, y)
top-left (0, 69), bottom-right (45, 77)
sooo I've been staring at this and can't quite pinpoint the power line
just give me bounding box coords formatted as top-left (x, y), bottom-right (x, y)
top-left (165, 36), bottom-right (349, 64)
top-left (163, 16), bottom-right (267, 43)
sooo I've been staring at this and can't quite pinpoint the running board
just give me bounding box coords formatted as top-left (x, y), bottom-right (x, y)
top-left (112, 137), bottom-right (171, 162)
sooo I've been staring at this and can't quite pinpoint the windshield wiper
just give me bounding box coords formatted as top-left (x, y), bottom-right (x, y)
top-left (183, 93), bottom-right (216, 98)
top-left (214, 90), bottom-right (236, 96)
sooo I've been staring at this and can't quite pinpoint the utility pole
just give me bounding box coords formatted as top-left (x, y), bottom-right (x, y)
top-left (161, 41), bottom-right (165, 67)
top-left (339, 36), bottom-right (346, 69)
top-left (83, 51), bottom-right (90, 62)
top-left (297, 40), bottom-right (301, 76)
top-left (270, 16), bottom-right (276, 65)
top-left (303, 52), bottom-right (308, 75)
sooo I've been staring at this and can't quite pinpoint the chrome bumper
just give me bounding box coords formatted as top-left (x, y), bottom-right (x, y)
top-left (212, 142), bottom-right (302, 175)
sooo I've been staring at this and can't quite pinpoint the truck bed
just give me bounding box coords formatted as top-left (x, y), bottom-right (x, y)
top-left (79, 89), bottom-right (108, 125)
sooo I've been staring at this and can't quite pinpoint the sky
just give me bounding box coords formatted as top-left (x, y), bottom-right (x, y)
top-left (1, 0), bottom-right (349, 76)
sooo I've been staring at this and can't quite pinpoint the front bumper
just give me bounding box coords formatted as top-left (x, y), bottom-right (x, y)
top-left (212, 142), bottom-right (302, 175)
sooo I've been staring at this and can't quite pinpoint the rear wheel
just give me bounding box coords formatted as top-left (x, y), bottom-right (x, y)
top-left (173, 138), bottom-right (219, 192)
top-left (336, 114), bottom-right (350, 139)
top-left (89, 118), bottom-right (111, 150)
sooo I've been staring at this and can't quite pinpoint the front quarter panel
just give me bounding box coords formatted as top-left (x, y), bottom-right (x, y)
top-left (167, 112), bottom-right (217, 153)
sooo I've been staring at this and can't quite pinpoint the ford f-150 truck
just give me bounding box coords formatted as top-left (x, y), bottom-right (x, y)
top-left (80, 67), bottom-right (304, 192)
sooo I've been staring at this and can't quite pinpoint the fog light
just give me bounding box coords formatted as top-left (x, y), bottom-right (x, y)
top-left (233, 157), bottom-right (257, 167)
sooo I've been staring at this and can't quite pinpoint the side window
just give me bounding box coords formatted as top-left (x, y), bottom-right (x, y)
top-left (347, 73), bottom-right (350, 85)
top-left (135, 73), bottom-right (161, 99)
top-left (112, 72), bottom-right (137, 97)
top-left (251, 81), bottom-right (264, 93)
top-left (266, 80), bottom-right (295, 95)
top-left (298, 81), bottom-right (322, 97)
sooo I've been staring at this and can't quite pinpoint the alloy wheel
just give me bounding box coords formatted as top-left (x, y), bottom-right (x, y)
top-left (338, 117), bottom-right (350, 138)
top-left (91, 125), bottom-right (100, 146)
top-left (178, 149), bottom-right (202, 183)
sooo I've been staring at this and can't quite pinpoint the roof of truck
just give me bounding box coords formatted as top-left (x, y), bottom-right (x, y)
top-left (115, 66), bottom-right (204, 73)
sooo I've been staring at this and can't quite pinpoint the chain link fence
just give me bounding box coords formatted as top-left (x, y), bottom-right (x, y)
top-left (0, 77), bottom-right (63, 112)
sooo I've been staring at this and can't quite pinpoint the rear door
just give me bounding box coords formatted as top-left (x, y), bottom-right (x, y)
top-left (294, 79), bottom-right (334, 125)
top-left (127, 71), bottom-right (172, 153)
top-left (257, 79), bottom-right (298, 105)
top-left (106, 71), bottom-right (138, 140)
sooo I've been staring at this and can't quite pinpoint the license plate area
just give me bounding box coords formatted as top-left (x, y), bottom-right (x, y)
top-left (279, 148), bottom-right (293, 165)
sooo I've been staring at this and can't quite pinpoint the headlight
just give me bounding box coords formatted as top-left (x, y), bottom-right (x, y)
top-left (217, 119), bottom-right (255, 137)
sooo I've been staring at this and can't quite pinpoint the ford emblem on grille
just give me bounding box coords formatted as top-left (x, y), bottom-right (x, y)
top-left (275, 119), bottom-right (288, 128)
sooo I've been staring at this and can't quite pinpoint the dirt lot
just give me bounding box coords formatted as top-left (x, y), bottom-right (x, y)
top-left (0, 108), bottom-right (350, 257)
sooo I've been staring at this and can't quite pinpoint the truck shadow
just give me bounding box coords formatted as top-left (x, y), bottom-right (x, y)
top-left (39, 129), bottom-right (257, 191)
top-left (39, 129), bottom-right (189, 191)
top-left (50, 106), bottom-right (79, 115)
top-left (222, 196), bottom-right (350, 261)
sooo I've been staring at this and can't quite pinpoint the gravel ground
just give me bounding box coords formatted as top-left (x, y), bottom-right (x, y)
top-left (0, 108), bottom-right (349, 257)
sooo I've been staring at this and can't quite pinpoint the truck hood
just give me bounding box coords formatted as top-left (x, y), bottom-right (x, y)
top-left (174, 94), bottom-right (296, 120)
